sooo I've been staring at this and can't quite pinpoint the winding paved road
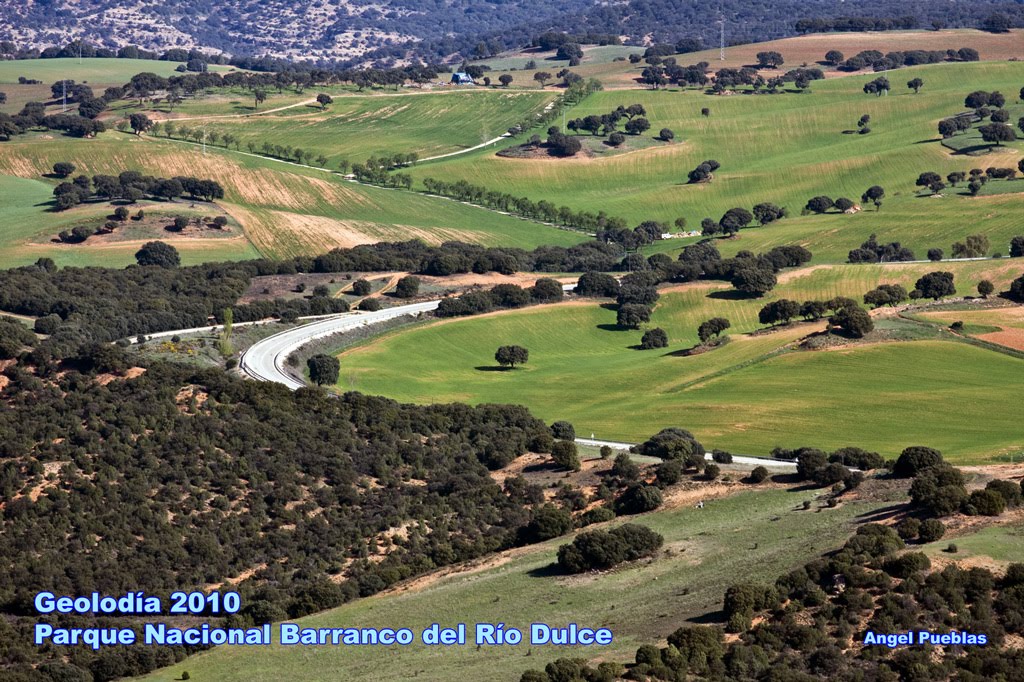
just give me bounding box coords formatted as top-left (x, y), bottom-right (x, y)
top-left (239, 300), bottom-right (439, 389)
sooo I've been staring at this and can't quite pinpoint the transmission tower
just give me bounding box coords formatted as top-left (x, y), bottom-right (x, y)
top-left (718, 17), bottom-right (726, 61)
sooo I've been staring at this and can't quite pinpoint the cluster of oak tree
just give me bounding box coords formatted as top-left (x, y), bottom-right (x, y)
top-left (51, 167), bottom-right (224, 211)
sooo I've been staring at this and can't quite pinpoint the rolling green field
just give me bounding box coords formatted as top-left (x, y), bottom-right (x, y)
top-left (0, 174), bottom-right (259, 267)
top-left (338, 261), bottom-right (1024, 462)
top-left (407, 61), bottom-right (1024, 263)
top-left (0, 133), bottom-right (585, 264)
top-left (922, 521), bottom-right (1024, 563)
top-left (0, 58), bottom-right (241, 85)
top-left (141, 484), bottom-right (895, 682)
top-left (189, 90), bottom-right (556, 164)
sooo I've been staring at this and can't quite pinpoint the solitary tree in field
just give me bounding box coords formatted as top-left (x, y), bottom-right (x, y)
top-left (914, 271), bottom-right (956, 300)
top-left (533, 72), bottom-right (552, 87)
top-left (495, 345), bottom-right (529, 369)
top-left (977, 280), bottom-right (994, 298)
top-left (499, 74), bottom-right (513, 87)
top-left (316, 93), bottom-right (333, 110)
top-left (697, 317), bottom-right (730, 343)
top-left (307, 354), bottom-right (340, 385)
top-left (129, 113), bottom-right (152, 135)
top-left (253, 88), bottom-right (267, 110)
top-left (701, 107), bottom-right (710, 117)
top-left (861, 185), bottom-right (885, 211)
top-left (755, 51), bottom-right (784, 68)
top-left (907, 78), bottom-right (924, 94)
top-left (640, 327), bottom-right (668, 349)
top-left (52, 162), bottom-right (76, 178)
top-left (824, 50), bottom-right (844, 65)
top-left (135, 241), bottom-right (180, 268)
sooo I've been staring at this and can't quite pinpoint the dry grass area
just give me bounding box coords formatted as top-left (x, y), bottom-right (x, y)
top-left (593, 29), bottom-right (1024, 88)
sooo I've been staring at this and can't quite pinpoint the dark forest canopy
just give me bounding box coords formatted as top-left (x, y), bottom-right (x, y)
top-left (2, 1), bottom-right (1022, 68)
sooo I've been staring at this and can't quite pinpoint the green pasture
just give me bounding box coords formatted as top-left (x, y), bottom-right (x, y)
top-left (338, 261), bottom-right (1024, 462)
top-left (922, 522), bottom-right (1024, 563)
top-left (186, 90), bottom-right (556, 164)
top-left (0, 133), bottom-right (585, 264)
top-left (409, 61), bottom-right (1024, 262)
top-left (0, 174), bottom-right (257, 267)
top-left (474, 45), bottom-right (637, 73)
top-left (141, 485), bottom-right (894, 682)
top-left (0, 58), bottom-right (240, 86)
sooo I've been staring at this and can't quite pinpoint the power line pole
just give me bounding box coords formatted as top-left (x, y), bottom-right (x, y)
top-left (719, 18), bottom-right (726, 61)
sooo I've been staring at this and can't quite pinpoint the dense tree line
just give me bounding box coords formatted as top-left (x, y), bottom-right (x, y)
top-left (51, 171), bottom-right (224, 210)
top-left (435, 279), bottom-right (564, 318)
top-left (835, 46), bottom-right (979, 72)
top-left (847, 234), bottom-right (916, 263)
top-left (673, 240), bottom-right (812, 297)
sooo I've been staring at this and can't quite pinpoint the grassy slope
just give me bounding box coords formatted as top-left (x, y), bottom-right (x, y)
top-left (338, 261), bottom-right (1024, 462)
top-left (475, 30), bottom-right (1024, 90)
top-left (0, 173), bottom-right (259, 267)
top-left (408, 61), bottom-right (1024, 263)
top-left (0, 58), bottom-right (240, 85)
top-left (0, 133), bottom-right (585, 265)
top-left (922, 521), bottom-right (1024, 563)
top-left (141, 485), bottom-right (893, 682)
top-left (192, 90), bottom-right (557, 164)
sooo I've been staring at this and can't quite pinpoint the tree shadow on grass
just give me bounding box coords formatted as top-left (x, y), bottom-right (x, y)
top-left (597, 323), bottom-right (631, 332)
top-left (475, 365), bottom-right (513, 372)
top-left (687, 609), bottom-right (726, 625)
top-left (598, 303), bottom-right (618, 311)
top-left (856, 503), bottom-right (908, 524)
top-left (526, 563), bottom-right (564, 578)
top-left (951, 144), bottom-right (997, 155)
top-left (706, 290), bottom-right (752, 301)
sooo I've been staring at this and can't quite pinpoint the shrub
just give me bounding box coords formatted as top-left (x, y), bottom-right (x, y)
top-left (640, 327), bottom-right (668, 349)
top-left (893, 446), bottom-right (943, 477)
top-left (896, 518), bottom-right (921, 541)
top-left (556, 523), bottom-right (663, 573)
top-left (704, 463), bottom-right (720, 480)
top-left (615, 484), bottom-right (663, 514)
top-left (966, 489), bottom-right (1006, 516)
top-left (986, 479), bottom-right (1022, 508)
top-left (520, 504), bottom-right (573, 543)
top-left (918, 518), bottom-right (945, 542)
top-left (551, 440), bottom-right (581, 471)
top-left (749, 466), bottom-right (769, 483)
top-left (550, 420), bottom-right (576, 440)
top-left (711, 450), bottom-right (733, 464)
top-left (394, 276), bottom-right (420, 298)
top-left (655, 459), bottom-right (683, 486)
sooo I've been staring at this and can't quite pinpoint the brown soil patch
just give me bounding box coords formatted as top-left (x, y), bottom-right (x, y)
top-left (977, 328), bottom-right (1024, 351)
top-left (940, 506), bottom-right (1024, 540)
top-left (229, 205), bottom-right (483, 258)
top-left (95, 367), bottom-right (146, 386)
